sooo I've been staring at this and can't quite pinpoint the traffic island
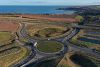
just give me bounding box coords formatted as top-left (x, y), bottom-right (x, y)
top-left (35, 40), bottom-right (64, 54)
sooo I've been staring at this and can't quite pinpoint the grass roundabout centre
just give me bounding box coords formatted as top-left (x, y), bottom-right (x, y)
top-left (36, 41), bottom-right (64, 53)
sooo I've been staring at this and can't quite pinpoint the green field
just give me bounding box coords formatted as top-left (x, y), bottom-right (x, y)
top-left (0, 32), bottom-right (15, 45)
top-left (0, 42), bottom-right (29, 67)
top-left (34, 27), bottom-right (67, 38)
top-left (37, 41), bottom-right (63, 53)
top-left (75, 15), bottom-right (84, 22)
top-left (26, 24), bottom-right (69, 39)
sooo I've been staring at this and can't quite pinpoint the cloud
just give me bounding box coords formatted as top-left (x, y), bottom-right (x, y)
top-left (0, 0), bottom-right (100, 5)
top-left (90, 2), bottom-right (100, 4)
top-left (9, 0), bottom-right (49, 5)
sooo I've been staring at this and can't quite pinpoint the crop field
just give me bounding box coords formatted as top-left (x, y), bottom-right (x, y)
top-left (0, 14), bottom-right (81, 24)
top-left (0, 15), bottom-right (72, 26)
top-left (0, 16), bottom-right (36, 23)
top-left (16, 14), bottom-right (80, 23)
top-left (71, 29), bottom-right (100, 51)
top-left (26, 24), bottom-right (70, 39)
top-left (36, 41), bottom-right (63, 53)
top-left (0, 42), bottom-right (29, 67)
top-left (35, 27), bottom-right (67, 38)
top-left (0, 32), bottom-right (15, 45)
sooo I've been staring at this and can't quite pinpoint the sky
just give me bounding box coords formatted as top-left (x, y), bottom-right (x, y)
top-left (0, 0), bottom-right (100, 5)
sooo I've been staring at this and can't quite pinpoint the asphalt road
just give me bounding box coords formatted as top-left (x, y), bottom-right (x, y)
top-left (61, 27), bottom-right (100, 61)
top-left (67, 42), bottom-right (100, 60)
top-left (72, 24), bottom-right (100, 30)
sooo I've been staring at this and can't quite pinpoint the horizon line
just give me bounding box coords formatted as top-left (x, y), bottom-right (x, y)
top-left (0, 4), bottom-right (100, 6)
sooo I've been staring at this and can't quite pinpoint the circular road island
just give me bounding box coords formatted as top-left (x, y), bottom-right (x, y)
top-left (36, 41), bottom-right (64, 54)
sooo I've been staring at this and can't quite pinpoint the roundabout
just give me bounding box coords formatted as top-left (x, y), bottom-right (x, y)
top-left (35, 40), bottom-right (64, 54)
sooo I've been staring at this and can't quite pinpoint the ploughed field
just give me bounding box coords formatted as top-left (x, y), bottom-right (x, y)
top-left (0, 21), bottom-right (19, 32)
top-left (0, 14), bottom-right (82, 23)
top-left (71, 29), bottom-right (100, 51)
top-left (16, 14), bottom-right (81, 23)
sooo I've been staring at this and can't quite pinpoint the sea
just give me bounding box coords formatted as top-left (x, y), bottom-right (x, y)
top-left (0, 6), bottom-right (75, 14)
